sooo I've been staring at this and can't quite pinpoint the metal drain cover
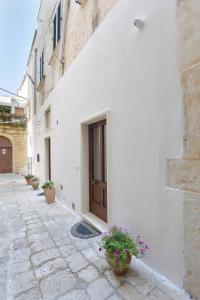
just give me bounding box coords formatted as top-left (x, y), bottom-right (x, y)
top-left (71, 221), bottom-right (100, 239)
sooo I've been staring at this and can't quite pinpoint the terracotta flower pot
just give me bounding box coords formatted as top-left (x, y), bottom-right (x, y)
top-left (106, 251), bottom-right (132, 276)
top-left (25, 177), bottom-right (33, 185)
top-left (31, 181), bottom-right (39, 190)
top-left (44, 187), bottom-right (55, 204)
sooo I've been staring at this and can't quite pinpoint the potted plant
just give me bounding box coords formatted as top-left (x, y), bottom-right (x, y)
top-left (24, 174), bottom-right (34, 185)
top-left (31, 177), bottom-right (39, 190)
top-left (41, 181), bottom-right (55, 204)
top-left (99, 226), bottom-right (149, 275)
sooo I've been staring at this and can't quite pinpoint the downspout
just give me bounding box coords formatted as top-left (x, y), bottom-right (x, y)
top-left (60, 0), bottom-right (70, 74)
top-left (34, 48), bottom-right (37, 114)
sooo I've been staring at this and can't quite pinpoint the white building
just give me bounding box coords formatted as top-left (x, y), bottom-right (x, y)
top-left (20, 0), bottom-right (200, 298)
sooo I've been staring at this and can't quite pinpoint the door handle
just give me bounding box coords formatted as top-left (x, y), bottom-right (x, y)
top-left (92, 180), bottom-right (98, 184)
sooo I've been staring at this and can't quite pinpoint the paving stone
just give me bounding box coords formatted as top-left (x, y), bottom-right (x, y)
top-left (0, 277), bottom-right (7, 299)
top-left (12, 239), bottom-right (28, 250)
top-left (146, 288), bottom-right (173, 300)
top-left (31, 248), bottom-right (60, 266)
top-left (58, 289), bottom-right (90, 300)
top-left (86, 278), bottom-right (113, 300)
top-left (0, 245), bottom-right (9, 257)
top-left (108, 295), bottom-right (123, 300)
top-left (125, 273), bottom-right (155, 296)
top-left (15, 288), bottom-right (42, 300)
top-left (34, 257), bottom-right (67, 279)
top-left (59, 245), bottom-right (76, 257)
top-left (55, 238), bottom-right (71, 247)
top-left (40, 269), bottom-right (76, 300)
top-left (0, 262), bottom-right (8, 277)
top-left (26, 219), bottom-right (41, 225)
top-left (52, 233), bottom-right (70, 242)
top-left (28, 232), bottom-right (49, 242)
top-left (78, 265), bottom-right (99, 283)
top-left (119, 283), bottom-right (142, 300)
top-left (13, 231), bottom-right (26, 239)
top-left (28, 227), bottom-right (47, 235)
top-left (82, 248), bottom-right (99, 262)
top-left (105, 270), bottom-right (122, 287)
top-left (23, 215), bottom-right (38, 221)
top-left (31, 238), bottom-right (55, 253)
top-left (73, 238), bottom-right (89, 250)
top-left (12, 248), bottom-right (30, 263)
top-left (27, 223), bottom-right (43, 230)
top-left (66, 252), bottom-right (89, 272)
top-left (10, 260), bottom-right (31, 275)
top-left (0, 255), bottom-right (9, 264)
top-left (12, 270), bottom-right (36, 296)
top-left (94, 257), bottom-right (111, 273)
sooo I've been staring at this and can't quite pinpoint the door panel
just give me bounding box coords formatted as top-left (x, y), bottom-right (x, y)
top-left (89, 120), bottom-right (107, 222)
top-left (0, 137), bottom-right (12, 173)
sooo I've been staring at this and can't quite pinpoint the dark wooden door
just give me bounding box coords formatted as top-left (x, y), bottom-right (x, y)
top-left (0, 136), bottom-right (12, 173)
top-left (48, 138), bottom-right (51, 180)
top-left (89, 120), bottom-right (107, 222)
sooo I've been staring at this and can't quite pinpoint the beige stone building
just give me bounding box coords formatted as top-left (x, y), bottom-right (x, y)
top-left (0, 96), bottom-right (27, 174)
top-left (21, 0), bottom-right (200, 299)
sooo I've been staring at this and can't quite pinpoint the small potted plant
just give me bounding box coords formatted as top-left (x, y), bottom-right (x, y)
top-left (41, 181), bottom-right (55, 204)
top-left (31, 177), bottom-right (39, 190)
top-left (24, 174), bottom-right (34, 185)
top-left (99, 226), bottom-right (149, 275)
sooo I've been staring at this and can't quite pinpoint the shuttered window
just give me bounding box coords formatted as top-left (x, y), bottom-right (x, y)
top-left (39, 49), bottom-right (45, 81)
top-left (53, 15), bottom-right (57, 50)
top-left (57, 2), bottom-right (61, 42)
top-left (53, 2), bottom-right (61, 51)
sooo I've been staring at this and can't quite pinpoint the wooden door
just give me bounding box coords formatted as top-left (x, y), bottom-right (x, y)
top-left (45, 138), bottom-right (51, 180)
top-left (0, 136), bottom-right (12, 173)
top-left (48, 138), bottom-right (51, 180)
top-left (89, 120), bottom-right (107, 222)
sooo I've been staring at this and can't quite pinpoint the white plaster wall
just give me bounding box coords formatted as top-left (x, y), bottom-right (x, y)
top-left (34, 0), bottom-right (184, 286)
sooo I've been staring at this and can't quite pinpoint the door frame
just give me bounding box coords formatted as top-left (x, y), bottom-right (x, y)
top-left (80, 110), bottom-right (110, 225)
top-left (88, 119), bottom-right (107, 222)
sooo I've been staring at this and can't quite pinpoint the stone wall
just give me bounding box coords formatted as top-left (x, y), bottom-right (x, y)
top-left (168, 1), bottom-right (200, 298)
top-left (34, 0), bottom-right (118, 105)
top-left (0, 125), bottom-right (27, 174)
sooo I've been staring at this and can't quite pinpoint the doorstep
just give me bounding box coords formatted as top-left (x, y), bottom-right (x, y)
top-left (82, 212), bottom-right (109, 233)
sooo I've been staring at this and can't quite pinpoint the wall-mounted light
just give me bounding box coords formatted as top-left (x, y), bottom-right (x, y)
top-left (133, 18), bottom-right (145, 30)
top-left (75, 0), bottom-right (81, 5)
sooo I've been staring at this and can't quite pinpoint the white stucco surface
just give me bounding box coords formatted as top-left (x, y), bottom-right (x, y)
top-left (33, 0), bottom-right (184, 286)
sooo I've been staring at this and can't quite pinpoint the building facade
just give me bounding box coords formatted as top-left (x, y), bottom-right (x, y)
top-left (0, 96), bottom-right (27, 174)
top-left (21, 0), bottom-right (200, 298)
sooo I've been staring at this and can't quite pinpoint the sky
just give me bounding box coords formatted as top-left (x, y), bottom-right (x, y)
top-left (0, 0), bottom-right (41, 96)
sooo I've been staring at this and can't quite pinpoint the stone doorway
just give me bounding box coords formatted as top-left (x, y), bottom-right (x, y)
top-left (0, 136), bottom-right (12, 173)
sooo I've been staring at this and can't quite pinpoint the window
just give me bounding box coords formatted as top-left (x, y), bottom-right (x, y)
top-left (39, 49), bottom-right (45, 81)
top-left (53, 2), bottom-right (62, 50)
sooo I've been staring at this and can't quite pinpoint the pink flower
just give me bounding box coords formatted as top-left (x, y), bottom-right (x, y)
top-left (114, 249), bottom-right (120, 257)
top-left (99, 247), bottom-right (102, 252)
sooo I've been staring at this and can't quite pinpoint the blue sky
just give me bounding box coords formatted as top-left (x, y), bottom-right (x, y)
top-left (0, 0), bottom-right (40, 96)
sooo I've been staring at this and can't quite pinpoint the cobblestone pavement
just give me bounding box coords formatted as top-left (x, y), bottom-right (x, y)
top-left (0, 175), bottom-right (191, 300)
